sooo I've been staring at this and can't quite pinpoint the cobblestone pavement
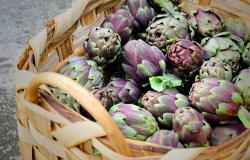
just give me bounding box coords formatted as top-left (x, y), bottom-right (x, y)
top-left (0, 0), bottom-right (70, 159)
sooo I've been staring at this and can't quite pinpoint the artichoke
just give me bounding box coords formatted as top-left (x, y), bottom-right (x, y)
top-left (196, 58), bottom-right (233, 81)
top-left (146, 130), bottom-right (183, 148)
top-left (211, 122), bottom-right (246, 146)
top-left (141, 89), bottom-right (190, 127)
top-left (234, 68), bottom-right (250, 109)
top-left (215, 51), bottom-right (241, 74)
top-left (126, 0), bottom-right (155, 31)
top-left (146, 13), bottom-right (193, 51)
top-left (83, 27), bottom-right (122, 65)
top-left (224, 18), bottom-right (249, 41)
top-left (102, 9), bottom-right (134, 43)
top-left (166, 39), bottom-right (204, 78)
top-left (51, 57), bottom-right (103, 112)
top-left (109, 103), bottom-right (159, 140)
top-left (92, 78), bottom-right (141, 109)
top-left (189, 78), bottom-right (243, 122)
top-left (122, 39), bottom-right (166, 83)
top-left (173, 107), bottom-right (212, 147)
top-left (201, 32), bottom-right (243, 72)
top-left (242, 42), bottom-right (250, 67)
top-left (189, 7), bottom-right (223, 37)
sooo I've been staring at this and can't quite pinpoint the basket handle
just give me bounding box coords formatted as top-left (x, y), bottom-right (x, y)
top-left (26, 72), bottom-right (132, 156)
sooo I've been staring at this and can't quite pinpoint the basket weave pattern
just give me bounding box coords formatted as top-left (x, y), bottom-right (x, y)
top-left (16, 0), bottom-right (250, 160)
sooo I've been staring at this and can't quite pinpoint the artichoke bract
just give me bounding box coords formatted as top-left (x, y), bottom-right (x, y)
top-left (109, 103), bottom-right (159, 140)
top-left (211, 122), bottom-right (246, 146)
top-left (189, 78), bottom-right (243, 122)
top-left (189, 7), bottom-right (223, 37)
top-left (167, 39), bottom-right (204, 78)
top-left (234, 68), bottom-right (250, 109)
top-left (51, 57), bottom-right (103, 112)
top-left (93, 78), bottom-right (141, 109)
top-left (102, 9), bottom-right (134, 43)
top-left (147, 0), bottom-right (178, 15)
top-left (141, 89), bottom-right (190, 127)
top-left (146, 14), bottom-right (193, 51)
top-left (83, 27), bottom-right (121, 65)
top-left (146, 130), bottom-right (183, 148)
top-left (173, 107), bottom-right (212, 147)
top-left (126, 0), bottom-right (155, 31)
top-left (242, 42), bottom-right (250, 67)
top-left (201, 32), bottom-right (243, 72)
top-left (224, 18), bottom-right (249, 41)
top-left (196, 58), bottom-right (233, 81)
top-left (122, 39), bottom-right (166, 83)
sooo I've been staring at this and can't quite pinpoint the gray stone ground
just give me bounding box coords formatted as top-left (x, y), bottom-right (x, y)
top-left (0, 0), bottom-right (71, 159)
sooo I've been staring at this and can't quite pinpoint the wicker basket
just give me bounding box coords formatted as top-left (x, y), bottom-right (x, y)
top-left (15, 0), bottom-right (250, 159)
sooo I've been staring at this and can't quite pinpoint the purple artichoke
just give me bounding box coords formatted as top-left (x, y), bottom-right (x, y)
top-left (173, 107), bottom-right (212, 147)
top-left (211, 122), bottom-right (246, 146)
top-left (146, 130), bottom-right (183, 148)
top-left (242, 42), bottom-right (250, 67)
top-left (233, 68), bottom-right (250, 109)
top-left (196, 58), bottom-right (233, 82)
top-left (141, 89), bottom-right (190, 127)
top-left (126, 0), bottom-right (155, 31)
top-left (122, 39), bottom-right (166, 83)
top-left (167, 39), bottom-right (204, 78)
top-left (102, 9), bottom-right (134, 43)
top-left (224, 18), bottom-right (249, 41)
top-left (51, 56), bottom-right (103, 112)
top-left (189, 7), bottom-right (223, 37)
top-left (146, 14), bottom-right (194, 51)
top-left (92, 78), bottom-right (141, 109)
top-left (109, 103), bottom-right (159, 140)
top-left (189, 78), bottom-right (243, 122)
top-left (83, 27), bottom-right (121, 65)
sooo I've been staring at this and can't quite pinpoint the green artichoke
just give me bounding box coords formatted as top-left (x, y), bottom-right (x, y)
top-left (83, 27), bottom-right (122, 65)
top-left (51, 56), bottom-right (103, 112)
top-left (224, 18), bottom-right (249, 41)
top-left (141, 89), bottom-right (190, 127)
top-left (92, 78), bottom-right (141, 109)
top-left (146, 130), bottom-right (183, 148)
top-left (234, 68), bottom-right (250, 109)
top-left (201, 32), bottom-right (244, 73)
top-left (189, 7), bottom-right (223, 37)
top-left (145, 13), bottom-right (194, 51)
top-left (109, 103), bottom-right (159, 140)
top-left (173, 107), bottom-right (212, 147)
top-left (215, 51), bottom-right (241, 74)
top-left (242, 42), bottom-right (250, 67)
top-left (189, 78), bottom-right (243, 122)
top-left (211, 122), bottom-right (246, 146)
top-left (196, 58), bottom-right (233, 81)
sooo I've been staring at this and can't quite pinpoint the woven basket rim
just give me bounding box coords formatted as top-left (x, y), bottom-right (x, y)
top-left (15, 0), bottom-right (250, 160)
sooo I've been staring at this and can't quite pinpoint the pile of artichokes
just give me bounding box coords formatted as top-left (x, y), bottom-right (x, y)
top-left (51, 0), bottom-right (250, 149)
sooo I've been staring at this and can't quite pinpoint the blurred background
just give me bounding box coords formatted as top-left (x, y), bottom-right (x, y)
top-left (0, 0), bottom-right (70, 159)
